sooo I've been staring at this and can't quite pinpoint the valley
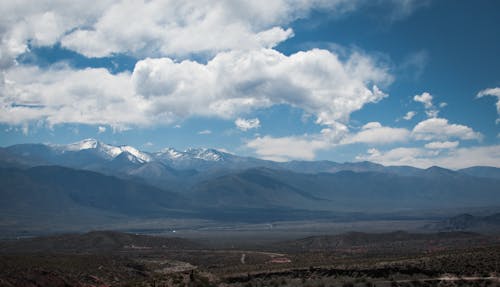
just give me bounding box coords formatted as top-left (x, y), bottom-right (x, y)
top-left (1, 139), bottom-right (499, 238)
top-left (1, 139), bottom-right (499, 286)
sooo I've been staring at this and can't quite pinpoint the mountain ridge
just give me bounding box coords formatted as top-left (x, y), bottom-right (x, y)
top-left (3, 138), bottom-right (499, 175)
top-left (1, 138), bottom-right (500, 235)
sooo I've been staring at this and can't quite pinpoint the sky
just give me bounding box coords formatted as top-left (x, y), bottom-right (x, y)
top-left (1, 0), bottom-right (499, 168)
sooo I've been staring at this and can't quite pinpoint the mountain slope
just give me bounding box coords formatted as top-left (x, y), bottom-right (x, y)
top-left (276, 231), bottom-right (490, 253)
top-left (189, 168), bottom-right (329, 209)
top-left (0, 231), bottom-right (199, 253)
top-left (189, 167), bottom-right (500, 212)
top-left (458, 166), bottom-right (500, 180)
top-left (0, 166), bottom-right (188, 222)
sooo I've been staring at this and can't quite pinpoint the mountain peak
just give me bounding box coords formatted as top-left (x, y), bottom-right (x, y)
top-left (184, 147), bottom-right (225, 161)
top-left (52, 139), bottom-right (151, 163)
top-left (64, 138), bottom-right (99, 151)
top-left (119, 145), bottom-right (152, 163)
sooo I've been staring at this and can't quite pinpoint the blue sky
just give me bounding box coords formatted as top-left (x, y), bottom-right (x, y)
top-left (1, 1), bottom-right (499, 168)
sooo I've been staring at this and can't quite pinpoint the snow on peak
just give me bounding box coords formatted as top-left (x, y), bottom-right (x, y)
top-left (158, 147), bottom-right (183, 159)
top-left (119, 145), bottom-right (152, 163)
top-left (184, 147), bottom-right (224, 161)
top-left (56, 139), bottom-right (151, 163)
top-left (64, 138), bottom-right (98, 151)
top-left (54, 139), bottom-right (232, 164)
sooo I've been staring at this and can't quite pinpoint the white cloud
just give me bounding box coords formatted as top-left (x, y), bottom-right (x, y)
top-left (1, 65), bottom-right (144, 129)
top-left (246, 135), bottom-right (329, 162)
top-left (235, 118), bottom-right (260, 131)
top-left (357, 145), bottom-right (500, 169)
top-left (198, 129), bottom-right (212, 135)
top-left (403, 111), bottom-right (416, 120)
top-left (246, 121), bottom-right (410, 161)
top-left (477, 87), bottom-right (500, 124)
top-left (424, 141), bottom-right (459, 149)
top-left (97, 126), bottom-right (106, 133)
top-left (0, 0), bottom-right (361, 61)
top-left (412, 118), bottom-right (482, 141)
top-left (245, 117), bottom-right (482, 163)
top-left (2, 48), bottom-right (391, 129)
top-left (439, 102), bottom-right (447, 108)
top-left (414, 92), bottom-right (433, 109)
top-left (413, 91), bottom-right (440, 118)
top-left (342, 122), bottom-right (410, 144)
top-left (0, 1), bottom-right (113, 67)
top-left (132, 48), bottom-right (392, 126)
top-left (0, 0), bottom-right (428, 66)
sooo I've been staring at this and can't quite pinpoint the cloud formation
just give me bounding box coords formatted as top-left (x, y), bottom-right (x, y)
top-left (413, 92), bottom-right (439, 118)
top-left (477, 87), bottom-right (500, 123)
top-left (342, 122), bottom-right (410, 144)
top-left (246, 116), bottom-right (483, 161)
top-left (424, 141), bottom-right (459, 149)
top-left (235, 118), bottom-right (260, 131)
top-left (411, 118), bottom-right (482, 141)
top-left (2, 48), bottom-right (392, 129)
top-left (1, 65), bottom-right (141, 129)
top-left (414, 92), bottom-right (433, 109)
top-left (0, 0), bottom-right (360, 63)
top-left (246, 134), bottom-right (329, 162)
top-left (403, 111), bottom-right (416, 120)
top-left (357, 145), bottom-right (500, 169)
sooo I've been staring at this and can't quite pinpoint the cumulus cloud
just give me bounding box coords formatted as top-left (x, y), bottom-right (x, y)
top-left (0, 0), bottom-right (431, 67)
top-left (245, 117), bottom-right (481, 162)
top-left (245, 122), bottom-right (349, 161)
top-left (0, 1), bottom-right (113, 67)
top-left (1, 65), bottom-right (144, 129)
top-left (403, 111), bottom-right (416, 120)
top-left (235, 118), bottom-right (260, 131)
top-left (424, 141), bottom-right (459, 149)
top-left (412, 118), bottom-right (482, 141)
top-left (477, 87), bottom-right (500, 123)
top-left (342, 122), bottom-right (409, 144)
top-left (2, 48), bottom-right (391, 129)
top-left (0, 0), bottom-right (363, 61)
top-left (246, 121), bottom-right (410, 161)
top-left (132, 48), bottom-right (392, 125)
top-left (414, 92), bottom-right (433, 109)
top-left (246, 134), bottom-right (329, 162)
top-left (357, 145), bottom-right (500, 169)
top-left (413, 92), bottom-right (440, 118)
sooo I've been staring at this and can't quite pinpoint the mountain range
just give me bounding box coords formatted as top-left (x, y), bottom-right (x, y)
top-left (1, 138), bottom-right (499, 234)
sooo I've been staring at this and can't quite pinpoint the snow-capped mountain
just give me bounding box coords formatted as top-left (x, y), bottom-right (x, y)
top-left (7, 138), bottom-right (499, 183)
top-left (51, 138), bottom-right (152, 163)
top-left (184, 147), bottom-right (226, 161)
top-left (44, 138), bottom-right (241, 170)
top-left (154, 147), bottom-right (230, 162)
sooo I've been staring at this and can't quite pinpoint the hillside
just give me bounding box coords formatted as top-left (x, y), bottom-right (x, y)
top-left (0, 231), bottom-right (199, 253)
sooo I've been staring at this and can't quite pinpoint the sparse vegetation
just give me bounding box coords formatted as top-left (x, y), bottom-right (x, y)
top-left (1, 231), bottom-right (499, 286)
